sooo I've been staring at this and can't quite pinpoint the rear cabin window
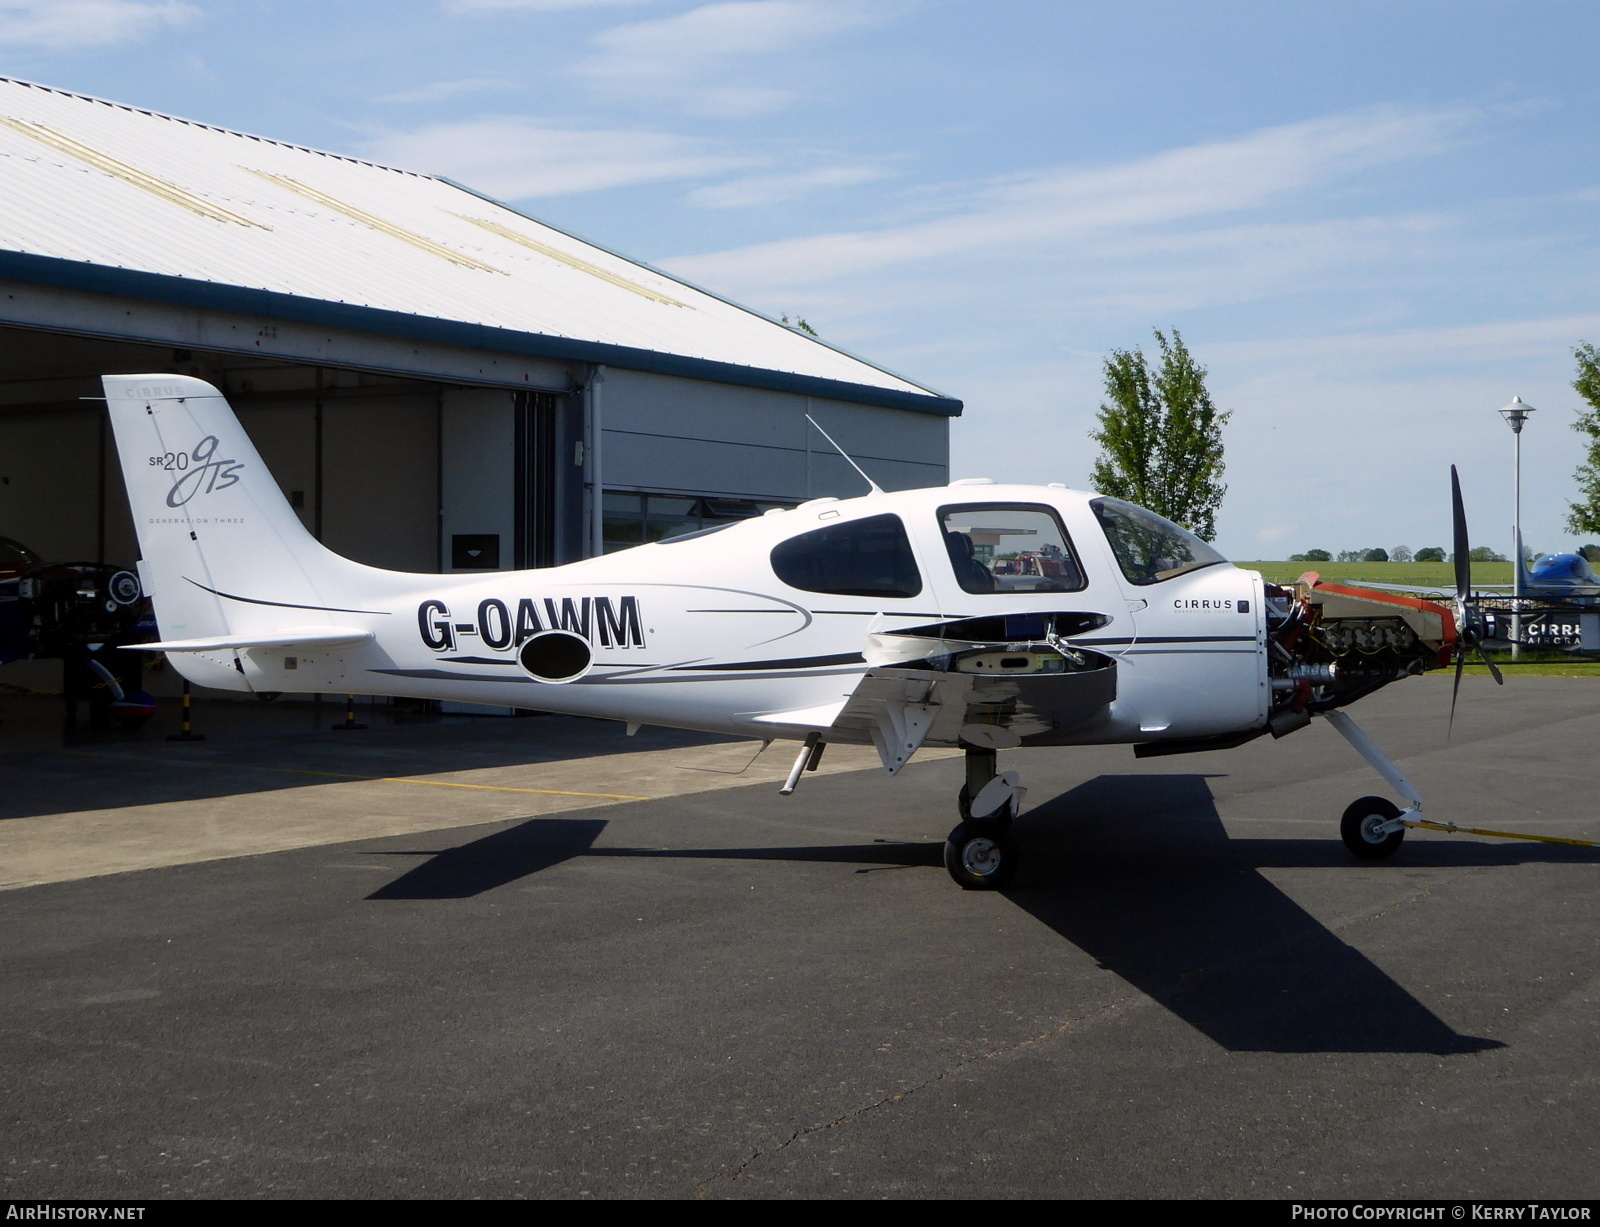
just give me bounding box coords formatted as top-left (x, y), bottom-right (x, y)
top-left (938, 504), bottom-right (1086, 594)
top-left (770, 513), bottom-right (922, 599)
top-left (1091, 498), bottom-right (1226, 585)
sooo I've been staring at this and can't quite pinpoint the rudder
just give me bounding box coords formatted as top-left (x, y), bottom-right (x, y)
top-left (103, 373), bottom-right (369, 687)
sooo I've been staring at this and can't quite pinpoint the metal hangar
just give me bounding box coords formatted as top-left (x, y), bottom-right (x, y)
top-left (0, 76), bottom-right (960, 585)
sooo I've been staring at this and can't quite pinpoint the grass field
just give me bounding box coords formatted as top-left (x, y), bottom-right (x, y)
top-left (1458, 661), bottom-right (1600, 676)
top-left (1234, 560), bottom-right (1513, 589)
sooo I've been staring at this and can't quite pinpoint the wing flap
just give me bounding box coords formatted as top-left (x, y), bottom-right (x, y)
top-left (750, 700), bottom-right (851, 730)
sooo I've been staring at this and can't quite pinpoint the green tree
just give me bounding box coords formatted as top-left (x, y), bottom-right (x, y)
top-left (1582, 544), bottom-right (1600, 564)
top-left (1289, 548), bottom-right (1331, 562)
top-left (1415, 546), bottom-right (1445, 562)
top-left (1567, 342), bottom-right (1600, 535)
top-left (781, 313), bottom-right (818, 337)
top-left (1089, 330), bottom-right (1230, 540)
top-left (1363, 548), bottom-right (1389, 562)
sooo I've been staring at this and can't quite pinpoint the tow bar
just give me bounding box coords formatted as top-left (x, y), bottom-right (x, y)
top-left (1400, 818), bottom-right (1600, 849)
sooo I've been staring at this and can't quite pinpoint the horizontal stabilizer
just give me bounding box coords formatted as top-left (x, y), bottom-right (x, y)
top-left (135, 627), bottom-right (375, 653)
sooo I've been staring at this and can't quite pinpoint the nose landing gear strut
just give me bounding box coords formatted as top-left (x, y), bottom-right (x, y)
top-left (945, 747), bottom-right (1027, 890)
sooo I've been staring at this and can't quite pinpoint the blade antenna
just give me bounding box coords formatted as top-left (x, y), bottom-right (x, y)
top-left (806, 414), bottom-right (883, 495)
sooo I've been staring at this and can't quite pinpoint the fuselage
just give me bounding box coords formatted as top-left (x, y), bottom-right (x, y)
top-left (191, 482), bottom-right (1269, 746)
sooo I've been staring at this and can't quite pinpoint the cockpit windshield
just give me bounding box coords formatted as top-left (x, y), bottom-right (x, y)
top-left (1090, 498), bottom-right (1226, 585)
top-left (938, 504), bottom-right (1085, 594)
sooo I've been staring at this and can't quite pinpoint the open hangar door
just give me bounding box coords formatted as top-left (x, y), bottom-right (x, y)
top-left (0, 323), bottom-right (581, 722)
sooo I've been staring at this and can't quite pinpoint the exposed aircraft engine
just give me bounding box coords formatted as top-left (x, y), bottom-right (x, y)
top-left (1265, 574), bottom-right (1453, 724)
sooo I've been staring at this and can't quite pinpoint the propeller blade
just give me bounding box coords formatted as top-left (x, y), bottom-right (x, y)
top-left (1451, 464), bottom-right (1470, 605)
top-left (1477, 644), bottom-right (1505, 685)
top-left (1448, 646), bottom-right (1465, 736)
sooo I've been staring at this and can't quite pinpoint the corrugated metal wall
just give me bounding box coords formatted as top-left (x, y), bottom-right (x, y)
top-left (600, 369), bottom-right (948, 502)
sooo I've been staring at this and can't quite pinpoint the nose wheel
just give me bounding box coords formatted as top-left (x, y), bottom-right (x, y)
top-left (944, 820), bottom-right (1019, 889)
top-left (1340, 795), bottom-right (1406, 859)
top-left (945, 747), bottom-right (1026, 889)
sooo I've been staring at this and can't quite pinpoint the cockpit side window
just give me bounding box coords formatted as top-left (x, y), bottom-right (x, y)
top-left (937, 504), bottom-right (1086, 594)
top-left (1090, 498), bottom-right (1226, 585)
top-left (770, 513), bottom-right (922, 598)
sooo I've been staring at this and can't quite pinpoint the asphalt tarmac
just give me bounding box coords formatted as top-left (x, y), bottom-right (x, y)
top-left (3, 676), bottom-right (1598, 1199)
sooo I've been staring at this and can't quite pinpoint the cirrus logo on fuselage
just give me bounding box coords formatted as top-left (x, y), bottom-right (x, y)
top-left (418, 596), bottom-right (645, 653)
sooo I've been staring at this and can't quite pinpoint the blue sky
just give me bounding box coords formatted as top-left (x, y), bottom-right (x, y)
top-left (4, 0), bottom-right (1599, 558)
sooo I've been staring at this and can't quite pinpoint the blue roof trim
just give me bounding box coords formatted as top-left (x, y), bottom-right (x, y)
top-left (0, 250), bottom-right (963, 417)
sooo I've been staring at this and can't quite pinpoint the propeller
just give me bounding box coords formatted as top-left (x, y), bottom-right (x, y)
top-left (1448, 464), bottom-right (1503, 735)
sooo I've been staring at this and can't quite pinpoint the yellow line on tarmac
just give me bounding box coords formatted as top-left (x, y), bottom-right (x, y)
top-left (72, 750), bottom-right (647, 802)
top-left (280, 768), bottom-right (647, 802)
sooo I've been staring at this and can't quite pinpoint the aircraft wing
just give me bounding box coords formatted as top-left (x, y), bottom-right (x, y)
top-left (756, 663), bottom-right (1117, 775)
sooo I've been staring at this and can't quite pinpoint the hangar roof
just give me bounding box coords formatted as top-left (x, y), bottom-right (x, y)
top-left (0, 77), bottom-right (958, 416)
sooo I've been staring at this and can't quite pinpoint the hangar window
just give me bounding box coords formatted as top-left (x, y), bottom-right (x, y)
top-left (938, 504), bottom-right (1085, 594)
top-left (603, 493), bottom-right (791, 554)
top-left (1091, 498), bottom-right (1226, 585)
top-left (770, 513), bottom-right (922, 599)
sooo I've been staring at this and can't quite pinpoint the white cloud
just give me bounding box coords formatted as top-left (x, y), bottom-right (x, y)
top-left (362, 116), bottom-right (752, 197)
top-left (443, 0), bottom-right (654, 11)
top-left (1206, 313), bottom-right (1600, 379)
top-left (0, 0), bottom-right (196, 48)
top-left (663, 106), bottom-right (1474, 290)
top-left (378, 78), bottom-right (520, 105)
top-left (576, 0), bottom-right (893, 115)
top-left (1030, 213), bottom-right (1454, 320)
top-left (684, 162), bottom-right (896, 208)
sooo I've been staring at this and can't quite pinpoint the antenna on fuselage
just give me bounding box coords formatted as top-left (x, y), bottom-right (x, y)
top-left (806, 414), bottom-right (884, 495)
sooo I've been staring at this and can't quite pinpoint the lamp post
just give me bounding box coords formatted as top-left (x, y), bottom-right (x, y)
top-left (1499, 396), bottom-right (1535, 661)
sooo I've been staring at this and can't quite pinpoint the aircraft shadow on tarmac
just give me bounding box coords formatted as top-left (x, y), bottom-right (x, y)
top-left (357, 771), bottom-right (1600, 1055)
top-left (0, 702), bottom-right (738, 822)
top-left (366, 817), bottom-right (612, 899)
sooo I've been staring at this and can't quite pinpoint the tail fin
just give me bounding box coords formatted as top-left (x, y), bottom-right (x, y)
top-left (103, 374), bottom-right (375, 686)
top-left (1516, 548), bottom-right (1537, 593)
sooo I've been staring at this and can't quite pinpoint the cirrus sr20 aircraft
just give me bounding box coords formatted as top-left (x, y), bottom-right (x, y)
top-left (104, 373), bottom-right (1470, 890)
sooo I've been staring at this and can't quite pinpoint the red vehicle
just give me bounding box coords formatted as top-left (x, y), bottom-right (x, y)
top-left (991, 545), bottom-right (1076, 585)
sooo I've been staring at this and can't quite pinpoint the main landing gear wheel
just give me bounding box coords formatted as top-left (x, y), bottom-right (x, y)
top-left (1340, 795), bottom-right (1406, 860)
top-left (944, 821), bottom-right (1019, 890)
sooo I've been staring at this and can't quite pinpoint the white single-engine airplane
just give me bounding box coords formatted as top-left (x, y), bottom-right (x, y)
top-left (105, 373), bottom-right (1474, 889)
